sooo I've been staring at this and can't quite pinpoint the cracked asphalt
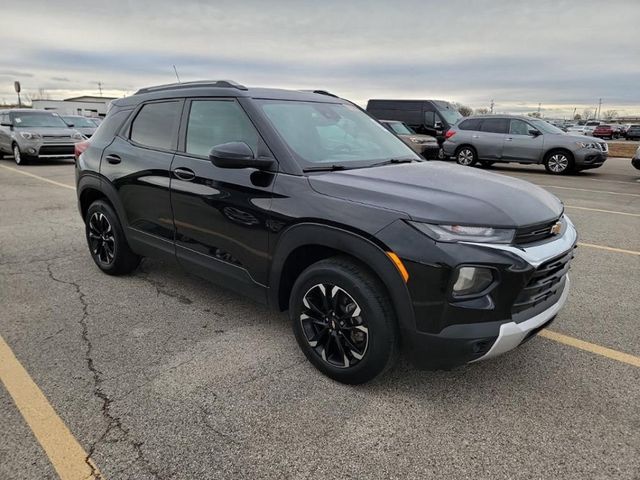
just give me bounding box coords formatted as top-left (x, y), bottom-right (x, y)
top-left (0, 158), bottom-right (639, 479)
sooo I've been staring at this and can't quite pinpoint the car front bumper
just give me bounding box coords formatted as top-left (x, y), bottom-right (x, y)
top-left (16, 138), bottom-right (78, 158)
top-left (377, 216), bottom-right (577, 370)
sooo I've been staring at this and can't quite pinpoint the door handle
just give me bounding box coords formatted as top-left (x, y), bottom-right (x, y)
top-left (173, 167), bottom-right (196, 181)
top-left (472, 135), bottom-right (480, 138)
top-left (505, 137), bottom-right (513, 141)
top-left (105, 154), bottom-right (121, 164)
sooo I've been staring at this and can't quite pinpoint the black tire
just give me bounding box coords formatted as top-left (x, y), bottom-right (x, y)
top-left (12, 143), bottom-right (28, 165)
top-left (479, 160), bottom-right (495, 168)
top-left (289, 256), bottom-right (398, 384)
top-left (455, 146), bottom-right (477, 166)
top-left (544, 150), bottom-right (574, 175)
top-left (85, 200), bottom-right (141, 275)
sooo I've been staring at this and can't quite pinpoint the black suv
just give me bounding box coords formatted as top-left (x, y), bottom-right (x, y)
top-left (76, 80), bottom-right (577, 384)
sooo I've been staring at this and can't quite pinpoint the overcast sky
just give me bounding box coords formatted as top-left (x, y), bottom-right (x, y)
top-left (1, 0), bottom-right (638, 118)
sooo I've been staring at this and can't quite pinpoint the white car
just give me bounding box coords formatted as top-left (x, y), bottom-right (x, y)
top-left (566, 125), bottom-right (588, 135)
top-left (583, 121), bottom-right (601, 136)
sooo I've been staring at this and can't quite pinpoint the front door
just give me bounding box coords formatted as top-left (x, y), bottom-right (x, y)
top-left (100, 100), bottom-right (182, 255)
top-left (170, 98), bottom-right (276, 301)
top-left (502, 119), bottom-right (544, 162)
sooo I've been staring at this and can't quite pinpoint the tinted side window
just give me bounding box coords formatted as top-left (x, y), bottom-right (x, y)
top-left (458, 118), bottom-right (482, 131)
top-left (480, 118), bottom-right (509, 134)
top-left (130, 101), bottom-right (180, 150)
top-left (509, 119), bottom-right (532, 135)
top-left (185, 100), bottom-right (259, 157)
top-left (424, 111), bottom-right (435, 127)
top-left (91, 109), bottom-right (132, 144)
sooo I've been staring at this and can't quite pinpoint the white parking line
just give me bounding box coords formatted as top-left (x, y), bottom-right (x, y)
top-left (0, 165), bottom-right (75, 190)
top-left (537, 184), bottom-right (640, 198)
top-left (565, 205), bottom-right (640, 217)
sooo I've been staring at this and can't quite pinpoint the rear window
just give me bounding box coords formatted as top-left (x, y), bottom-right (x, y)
top-left (130, 101), bottom-right (181, 150)
top-left (458, 118), bottom-right (482, 131)
top-left (91, 109), bottom-right (131, 144)
top-left (480, 118), bottom-right (509, 134)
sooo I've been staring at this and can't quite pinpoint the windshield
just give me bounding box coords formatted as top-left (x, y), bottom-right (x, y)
top-left (529, 119), bottom-right (565, 135)
top-left (258, 101), bottom-right (419, 167)
top-left (11, 112), bottom-right (69, 128)
top-left (388, 122), bottom-right (414, 135)
top-left (62, 116), bottom-right (96, 128)
top-left (435, 102), bottom-right (463, 126)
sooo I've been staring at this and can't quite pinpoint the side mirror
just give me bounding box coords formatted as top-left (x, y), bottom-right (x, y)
top-left (209, 142), bottom-right (274, 170)
top-left (434, 121), bottom-right (443, 130)
top-left (529, 129), bottom-right (541, 137)
top-left (66, 123), bottom-right (75, 127)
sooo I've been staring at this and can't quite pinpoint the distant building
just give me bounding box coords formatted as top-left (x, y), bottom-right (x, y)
top-left (31, 95), bottom-right (117, 118)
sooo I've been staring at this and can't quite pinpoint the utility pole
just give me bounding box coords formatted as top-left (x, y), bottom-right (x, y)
top-left (97, 82), bottom-right (103, 97)
top-left (537, 102), bottom-right (541, 116)
top-left (597, 98), bottom-right (602, 120)
top-left (572, 107), bottom-right (576, 119)
top-left (490, 99), bottom-right (494, 114)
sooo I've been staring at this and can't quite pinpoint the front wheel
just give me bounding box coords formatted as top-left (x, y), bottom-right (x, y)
top-left (85, 200), bottom-right (141, 275)
top-left (13, 144), bottom-right (28, 165)
top-left (455, 146), bottom-right (477, 166)
top-left (290, 257), bottom-right (398, 384)
top-left (544, 151), bottom-right (574, 175)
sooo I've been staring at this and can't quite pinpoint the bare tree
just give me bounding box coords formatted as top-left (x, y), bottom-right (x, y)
top-left (453, 102), bottom-right (473, 117)
top-left (475, 107), bottom-right (489, 114)
top-left (582, 109), bottom-right (594, 120)
top-left (527, 112), bottom-right (542, 118)
top-left (603, 110), bottom-right (618, 120)
top-left (31, 88), bottom-right (50, 101)
top-left (573, 113), bottom-right (582, 121)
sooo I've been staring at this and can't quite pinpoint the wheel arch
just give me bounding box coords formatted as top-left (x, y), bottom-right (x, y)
top-left (269, 223), bottom-right (415, 333)
top-left (77, 175), bottom-right (128, 228)
top-left (543, 147), bottom-right (574, 162)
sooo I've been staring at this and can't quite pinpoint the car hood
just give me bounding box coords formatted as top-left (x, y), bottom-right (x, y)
top-left (14, 126), bottom-right (78, 136)
top-left (402, 133), bottom-right (437, 143)
top-left (308, 162), bottom-right (563, 228)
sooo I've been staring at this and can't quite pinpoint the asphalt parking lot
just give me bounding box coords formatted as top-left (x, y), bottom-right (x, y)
top-left (0, 157), bottom-right (638, 479)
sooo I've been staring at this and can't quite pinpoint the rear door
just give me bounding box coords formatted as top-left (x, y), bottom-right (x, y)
top-left (169, 98), bottom-right (276, 301)
top-left (474, 118), bottom-right (509, 160)
top-left (503, 118), bottom-right (544, 162)
top-left (100, 99), bottom-right (182, 256)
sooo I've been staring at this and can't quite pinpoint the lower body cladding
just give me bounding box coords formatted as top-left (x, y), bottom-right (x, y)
top-left (575, 150), bottom-right (607, 170)
top-left (376, 216), bottom-right (578, 370)
top-left (18, 142), bottom-right (76, 159)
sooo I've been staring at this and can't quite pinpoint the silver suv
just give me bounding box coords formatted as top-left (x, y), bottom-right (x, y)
top-left (0, 109), bottom-right (85, 165)
top-left (443, 115), bottom-right (608, 174)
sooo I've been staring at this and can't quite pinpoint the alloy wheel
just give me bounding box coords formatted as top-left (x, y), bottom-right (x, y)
top-left (88, 212), bottom-right (116, 265)
top-left (300, 283), bottom-right (368, 368)
top-left (547, 154), bottom-right (569, 173)
top-left (13, 145), bottom-right (22, 165)
top-left (457, 148), bottom-right (474, 166)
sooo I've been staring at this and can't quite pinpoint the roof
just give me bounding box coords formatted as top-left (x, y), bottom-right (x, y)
top-left (63, 96), bottom-right (117, 102)
top-left (113, 80), bottom-right (344, 108)
top-left (464, 114), bottom-right (541, 121)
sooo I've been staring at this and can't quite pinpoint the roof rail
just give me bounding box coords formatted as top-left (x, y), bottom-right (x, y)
top-left (134, 80), bottom-right (248, 95)
top-left (301, 89), bottom-right (339, 98)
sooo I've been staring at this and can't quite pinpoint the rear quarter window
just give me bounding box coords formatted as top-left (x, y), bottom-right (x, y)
top-left (90, 110), bottom-right (132, 145)
top-left (480, 118), bottom-right (509, 134)
top-left (458, 118), bottom-right (482, 131)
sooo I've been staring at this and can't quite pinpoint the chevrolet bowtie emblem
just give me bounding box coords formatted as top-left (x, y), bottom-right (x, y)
top-left (550, 222), bottom-right (562, 235)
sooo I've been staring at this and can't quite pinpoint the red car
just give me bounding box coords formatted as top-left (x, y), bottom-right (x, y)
top-left (592, 124), bottom-right (615, 139)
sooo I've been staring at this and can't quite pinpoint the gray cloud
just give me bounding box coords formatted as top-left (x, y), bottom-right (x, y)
top-left (0, 0), bottom-right (638, 116)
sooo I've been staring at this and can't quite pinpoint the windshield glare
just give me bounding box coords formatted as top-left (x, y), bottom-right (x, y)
top-left (388, 122), bottom-right (414, 135)
top-left (436, 103), bottom-right (463, 125)
top-left (529, 119), bottom-right (565, 134)
top-left (62, 116), bottom-right (96, 128)
top-left (259, 101), bottom-right (419, 166)
top-left (11, 112), bottom-right (69, 128)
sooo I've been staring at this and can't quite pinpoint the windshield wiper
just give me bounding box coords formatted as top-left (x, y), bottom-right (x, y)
top-left (369, 158), bottom-right (419, 168)
top-left (303, 164), bottom-right (348, 172)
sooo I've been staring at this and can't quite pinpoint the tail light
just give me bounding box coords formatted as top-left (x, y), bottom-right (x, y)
top-left (444, 130), bottom-right (456, 139)
top-left (74, 140), bottom-right (90, 161)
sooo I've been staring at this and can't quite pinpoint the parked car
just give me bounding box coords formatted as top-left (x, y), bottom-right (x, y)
top-left (76, 80), bottom-right (576, 384)
top-left (632, 145), bottom-right (640, 170)
top-left (379, 120), bottom-right (440, 159)
top-left (366, 99), bottom-right (462, 140)
top-left (592, 124), bottom-right (615, 139)
top-left (626, 125), bottom-right (640, 141)
top-left (0, 109), bottom-right (85, 164)
top-left (583, 120), bottom-right (601, 136)
top-left (61, 115), bottom-right (98, 138)
top-left (443, 115), bottom-right (608, 174)
top-left (566, 125), bottom-right (588, 135)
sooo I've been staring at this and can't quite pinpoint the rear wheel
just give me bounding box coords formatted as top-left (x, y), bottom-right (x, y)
top-left (290, 257), bottom-right (398, 384)
top-left (544, 151), bottom-right (574, 175)
top-left (455, 146), bottom-right (477, 166)
top-left (85, 200), bottom-right (141, 275)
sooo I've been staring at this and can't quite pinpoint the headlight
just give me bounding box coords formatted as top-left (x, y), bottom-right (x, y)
top-left (409, 221), bottom-right (515, 243)
top-left (575, 141), bottom-right (597, 149)
top-left (452, 266), bottom-right (494, 297)
top-left (409, 137), bottom-right (423, 144)
top-left (19, 132), bottom-right (41, 140)
top-left (71, 132), bottom-right (85, 140)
